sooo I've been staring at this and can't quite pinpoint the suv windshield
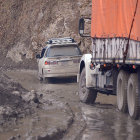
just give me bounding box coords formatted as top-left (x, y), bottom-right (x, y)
top-left (46, 45), bottom-right (81, 57)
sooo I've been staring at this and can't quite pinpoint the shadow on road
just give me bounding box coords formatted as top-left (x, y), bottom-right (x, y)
top-left (44, 76), bottom-right (77, 84)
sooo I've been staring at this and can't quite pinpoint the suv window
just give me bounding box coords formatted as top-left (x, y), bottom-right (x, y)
top-left (46, 45), bottom-right (81, 57)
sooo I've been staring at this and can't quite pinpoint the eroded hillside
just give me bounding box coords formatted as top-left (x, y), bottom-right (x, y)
top-left (0, 0), bottom-right (91, 69)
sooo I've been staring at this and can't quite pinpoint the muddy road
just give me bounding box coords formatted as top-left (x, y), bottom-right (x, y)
top-left (1, 70), bottom-right (140, 140)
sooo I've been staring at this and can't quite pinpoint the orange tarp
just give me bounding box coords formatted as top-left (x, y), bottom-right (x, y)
top-left (91, 0), bottom-right (140, 41)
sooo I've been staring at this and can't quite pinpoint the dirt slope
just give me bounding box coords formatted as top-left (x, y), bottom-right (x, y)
top-left (0, 0), bottom-right (91, 69)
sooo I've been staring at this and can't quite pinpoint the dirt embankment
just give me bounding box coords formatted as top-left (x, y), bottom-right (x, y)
top-left (0, 73), bottom-right (34, 126)
top-left (0, 0), bottom-right (92, 70)
top-left (0, 70), bottom-right (85, 140)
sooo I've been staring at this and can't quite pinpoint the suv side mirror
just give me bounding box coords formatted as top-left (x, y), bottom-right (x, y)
top-left (36, 54), bottom-right (41, 59)
top-left (79, 18), bottom-right (85, 36)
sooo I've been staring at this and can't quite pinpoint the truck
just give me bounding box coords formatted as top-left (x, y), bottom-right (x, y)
top-left (77, 0), bottom-right (140, 119)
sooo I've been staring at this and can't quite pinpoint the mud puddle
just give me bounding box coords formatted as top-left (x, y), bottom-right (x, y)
top-left (0, 106), bottom-right (72, 140)
top-left (0, 111), bottom-right (48, 140)
top-left (80, 98), bottom-right (140, 140)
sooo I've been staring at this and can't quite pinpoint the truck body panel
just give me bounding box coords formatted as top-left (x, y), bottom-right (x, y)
top-left (77, 54), bottom-right (96, 87)
top-left (92, 38), bottom-right (140, 64)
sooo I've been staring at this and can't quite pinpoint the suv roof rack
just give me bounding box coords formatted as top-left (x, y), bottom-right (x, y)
top-left (46, 37), bottom-right (75, 44)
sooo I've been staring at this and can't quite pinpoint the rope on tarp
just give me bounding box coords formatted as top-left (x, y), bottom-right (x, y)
top-left (123, 0), bottom-right (139, 64)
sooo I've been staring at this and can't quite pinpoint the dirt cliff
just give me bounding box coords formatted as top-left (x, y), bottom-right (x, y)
top-left (0, 0), bottom-right (91, 69)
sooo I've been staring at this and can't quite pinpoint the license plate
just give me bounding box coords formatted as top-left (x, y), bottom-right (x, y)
top-left (61, 61), bottom-right (68, 65)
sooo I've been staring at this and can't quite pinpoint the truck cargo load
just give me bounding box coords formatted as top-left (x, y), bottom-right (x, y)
top-left (91, 0), bottom-right (140, 41)
top-left (91, 0), bottom-right (140, 64)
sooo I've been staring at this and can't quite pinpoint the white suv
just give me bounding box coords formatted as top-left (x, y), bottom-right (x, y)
top-left (36, 38), bottom-right (82, 81)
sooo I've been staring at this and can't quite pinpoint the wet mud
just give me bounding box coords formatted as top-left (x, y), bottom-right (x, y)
top-left (1, 70), bottom-right (84, 140)
top-left (1, 70), bottom-right (140, 140)
top-left (0, 73), bottom-right (34, 133)
top-left (81, 99), bottom-right (140, 140)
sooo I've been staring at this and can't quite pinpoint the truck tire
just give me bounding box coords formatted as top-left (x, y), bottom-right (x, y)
top-left (117, 70), bottom-right (129, 113)
top-left (127, 74), bottom-right (140, 119)
top-left (79, 68), bottom-right (97, 104)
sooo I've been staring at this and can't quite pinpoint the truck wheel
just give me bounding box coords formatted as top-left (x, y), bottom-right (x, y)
top-left (117, 70), bottom-right (129, 113)
top-left (79, 68), bottom-right (97, 104)
top-left (127, 74), bottom-right (140, 119)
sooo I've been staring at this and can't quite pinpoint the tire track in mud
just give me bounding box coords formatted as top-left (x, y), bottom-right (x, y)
top-left (61, 102), bottom-right (86, 140)
top-left (3, 70), bottom-right (86, 140)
